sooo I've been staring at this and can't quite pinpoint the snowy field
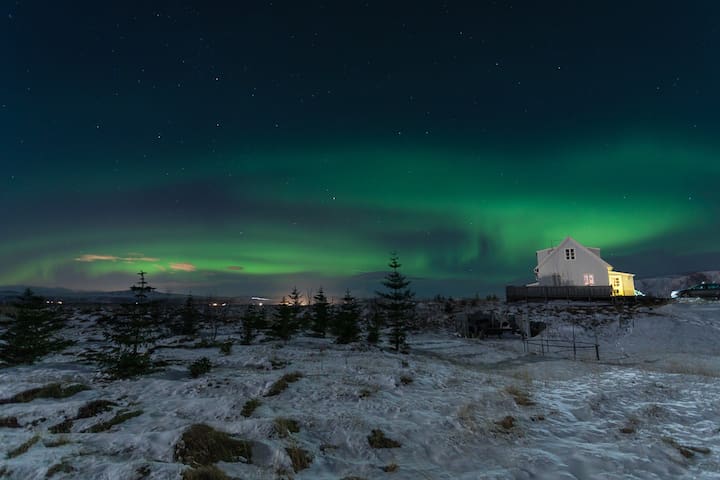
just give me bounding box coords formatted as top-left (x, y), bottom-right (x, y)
top-left (1, 301), bottom-right (719, 479)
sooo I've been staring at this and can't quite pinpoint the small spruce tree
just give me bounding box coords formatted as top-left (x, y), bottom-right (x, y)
top-left (270, 297), bottom-right (296, 341)
top-left (366, 307), bottom-right (382, 345)
top-left (376, 253), bottom-right (415, 352)
top-left (103, 271), bottom-right (158, 377)
top-left (288, 286), bottom-right (305, 330)
top-left (240, 303), bottom-right (261, 345)
top-left (254, 304), bottom-right (268, 332)
top-left (310, 287), bottom-right (331, 337)
top-left (333, 289), bottom-right (361, 344)
top-left (177, 295), bottom-right (198, 337)
top-left (0, 289), bottom-right (67, 365)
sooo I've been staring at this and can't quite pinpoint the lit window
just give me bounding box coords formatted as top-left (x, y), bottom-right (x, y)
top-left (565, 248), bottom-right (575, 260)
top-left (583, 274), bottom-right (594, 285)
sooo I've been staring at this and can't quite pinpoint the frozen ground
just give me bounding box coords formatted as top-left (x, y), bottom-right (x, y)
top-left (1, 301), bottom-right (719, 479)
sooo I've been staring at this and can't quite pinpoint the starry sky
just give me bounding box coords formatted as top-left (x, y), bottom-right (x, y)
top-left (3, 1), bottom-right (720, 299)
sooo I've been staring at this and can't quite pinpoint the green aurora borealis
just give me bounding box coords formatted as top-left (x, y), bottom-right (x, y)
top-left (3, 2), bottom-right (720, 297)
top-left (3, 137), bottom-right (717, 297)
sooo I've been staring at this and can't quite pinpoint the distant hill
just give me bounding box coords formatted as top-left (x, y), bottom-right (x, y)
top-left (635, 271), bottom-right (720, 297)
top-left (0, 286), bottom-right (186, 304)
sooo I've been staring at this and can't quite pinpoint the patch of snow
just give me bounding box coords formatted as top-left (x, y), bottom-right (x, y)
top-left (1, 303), bottom-right (719, 478)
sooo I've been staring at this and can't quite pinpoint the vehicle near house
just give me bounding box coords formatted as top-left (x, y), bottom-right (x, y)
top-left (671, 283), bottom-right (720, 299)
top-left (461, 311), bottom-right (519, 338)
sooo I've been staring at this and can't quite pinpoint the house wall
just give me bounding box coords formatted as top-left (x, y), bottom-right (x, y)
top-left (609, 272), bottom-right (635, 296)
top-left (536, 248), bottom-right (554, 266)
top-left (537, 246), bottom-right (610, 287)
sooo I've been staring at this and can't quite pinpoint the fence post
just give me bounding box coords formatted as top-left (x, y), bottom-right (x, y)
top-left (572, 322), bottom-right (577, 360)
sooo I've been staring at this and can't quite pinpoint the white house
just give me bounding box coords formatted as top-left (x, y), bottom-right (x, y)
top-left (530, 237), bottom-right (636, 296)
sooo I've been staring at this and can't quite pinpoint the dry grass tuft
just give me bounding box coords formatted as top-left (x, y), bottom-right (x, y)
top-left (189, 357), bottom-right (212, 378)
top-left (265, 372), bottom-right (303, 396)
top-left (382, 463), bottom-right (399, 472)
top-left (495, 415), bottom-right (516, 431)
top-left (274, 417), bottom-right (300, 438)
top-left (505, 385), bottom-right (535, 406)
top-left (286, 446), bottom-right (313, 472)
top-left (7, 434), bottom-right (40, 458)
top-left (367, 429), bottom-right (401, 448)
top-left (44, 436), bottom-right (71, 448)
top-left (399, 375), bottom-right (413, 385)
top-left (240, 398), bottom-right (261, 418)
top-left (181, 465), bottom-right (230, 480)
top-left (663, 436), bottom-right (711, 458)
top-left (49, 418), bottom-right (73, 434)
top-left (0, 416), bottom-right (21, 428)
top-left (270, 358), bottom-right (288, 369)
top-left (219, 341), bottom-right (232, 356)
top-left (76, 399), bottom-right (116, 419)
top-left (86, 410), bottom-right (143, 433)
top-left (174, 424), bottom-right (252, 466)
top-left (619, 417), bottom-right (639, 434)
top-left (45, 462), bottom-right (74, 478)
top-left (358, 385), bottom-right (379, 399)
top-left (1, 383), bottom-right (89, 404)
top-left (135, 464), bottom-right (151, 478)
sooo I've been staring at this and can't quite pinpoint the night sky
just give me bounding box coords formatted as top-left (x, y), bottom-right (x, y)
top-left (3, 1), bottom-right (720, 299)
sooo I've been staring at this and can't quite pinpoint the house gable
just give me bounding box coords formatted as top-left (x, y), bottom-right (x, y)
top-left (535, 237), bottom-right (612, 287)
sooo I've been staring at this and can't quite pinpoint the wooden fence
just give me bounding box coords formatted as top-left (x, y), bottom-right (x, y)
top-left (506, 285), bottom-right (613, 302)
top-left (523, 337), bottom-right (600, 361)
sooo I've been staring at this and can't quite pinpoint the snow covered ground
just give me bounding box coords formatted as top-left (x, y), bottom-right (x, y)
top-left (1, 301), bottom-right (719, 479)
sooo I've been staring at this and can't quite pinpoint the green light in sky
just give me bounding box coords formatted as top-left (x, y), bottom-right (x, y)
top-left (1, 136), bottom-right (714, 294)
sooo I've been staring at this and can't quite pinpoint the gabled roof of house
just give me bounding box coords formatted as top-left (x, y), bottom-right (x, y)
top-left (535, 236), bottom-right (613, 271)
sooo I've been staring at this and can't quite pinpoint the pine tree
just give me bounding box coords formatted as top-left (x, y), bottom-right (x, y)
top-left (333, 289), bottom-right (361, 344)
top-left (130, 270), bottom-right (155, 302)
top-left (270, 297), bottom-right (296, 341)
top-left (376, 253), bottom-right (415, 352)
top-left (366, 306), bottom-right (382, 345)
top-left (103, 271), bottom-right (158, 377)
top-left (177, 295), bottom-right (198, 337)
top-left (254, 304), bottom-right (268, 332)
top-left (310, 287), bottom-right (331, 337)
top-left (289, 286), bottom-right (305, 330)
top-left (149, 299), bottom-right (172, 338)
top-left (0, 289), bottom-right (66, 365)
top-left (240, 303), bottom-right (261, 345)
